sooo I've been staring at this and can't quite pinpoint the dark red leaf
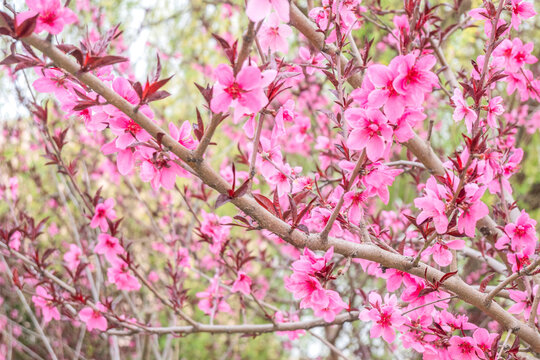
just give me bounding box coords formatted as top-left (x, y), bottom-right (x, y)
top-left (15, 13), bottom-right (39, 39)
top-left (215, 193), bottom-right (231, 209)
top-left (479, 272), bottom-right (496, 292)
top-left (439, 270), bottom-right (458, 284)
top-left (253, 193), bottom-right (277, 217)
top-left (83, 55), bottom-right (128, 72)
top-left (233, 179), bottom-right (250, 198)
top-left (146, 90), bottom-right (170, 103)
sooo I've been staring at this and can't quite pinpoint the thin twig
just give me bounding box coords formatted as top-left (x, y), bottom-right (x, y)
top-left (484, 258), bottom-right (540, 306)
top-left (234, 21), bottom-right (256, 75)
top-left (0, 255), bottom-right (59, 360)
top-left (308, 330), bottom-right (351, 360)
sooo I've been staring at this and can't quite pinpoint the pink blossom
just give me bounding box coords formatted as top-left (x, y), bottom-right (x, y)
top-left (25, 0), bottom-right (77, 35)
top-left (196, 277), bottom-right (232, 315)
top-left (231, 271), bottom-right (252, 295)
top-left (8, 231), bottom-right (21, 251)
top-left (366, 62), bottom-right (407, 120)
top-left (259, 13), bottom-right (292, 54)
top-left (313, 290), bottom-right (348, 322)
top-left (359, 292), bottom-right (406, 343)
top-left (107, 258), bottom-right (141, 291)
top-left (384, 269), bottom-right (414, 292)
top-left (176, 248), bottom-right (191, 268)
top-left (284, 247), bottom-right (346, 321)
top-left (473, 328), bottom-right (498, 355)
top-left (32, 286), bottom-right (60, 323)
top-left (94, 234), bottom-right (124, 262)
top-left (210, 64), bottom-right (274, 121)
top-left (110, 77), bottom-right (139, 107)
top-left (485, 96), bottom-right (504, 128)
top-left (424, 239), bottom-right (465, 267)
top-left (414, 177), bottom-right (449, 234)
top-left (343, 191), bottom-right (366, 223)
top-left (345, 108), bottom-right (392, 161)
top-left (298, 47), bottom-right (324, 75)
top-left (101, 141), bottom-right (134, 176)
top-left (199, 211), bottom-right (232, 254)
top-left (508, 286), bottom-right (540, 321)
top-left (33, 68), bottom-right (75, 99)
top-left (285, 272), bottom-right (328, 308)
top-left (507, 252), bottom-right (530, 272)
top-left (136, 147), bottom-right (188, 190)
top-left (392, 54), bottom-right (438, 105)
top-left (507, 39), bottom-right (537, 71)
top-left (63, 244), bottom-right (82, 271)
top-left (246, 0), bottom-right (289, 23)
top-left (457, 184), bottom-right (489, 238)
top-left (257, 136), bottom-right (284, 177)
top-left (109, 116), bottom-right (152, 149)
top-left (510, 0), bottom-right (536, 30)
top-left (169, 121), bottom-right (197, 150)
top-left (267, 163), bottom-right (293, 197)
top-left (496, 210), bottom-right (537, 256)
top-left (362, 163), bottom-right (403, 204)
top-left (437, 310), bottom-right (477, 332)
top-left (90, 198), bottom-right (117, 232)
top-left (448, 336), bottom-right (482, 360)
top-left (291, 247), bottom-right (334, 274)
top-left (392, 108), bottom-right (426, 143)
top-left (309, 6), bottom-right (330, 31)
top-left (272, 99), bottom-right (295, 138)
top-left (451, 88), bottom-right (476, 133)
top-left (401, 275), bottom-right (448, 307)
top-left (401, 309), bottom-right (437, 354)
top-left (79, 303), bottom-right (108, 332)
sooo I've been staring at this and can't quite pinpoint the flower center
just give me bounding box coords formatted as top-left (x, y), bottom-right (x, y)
top-left (514, 225), bottom-right (526, 237)
top-left (459, 341), bottom-right (474, 354)
top-left (368, 123), bottom-right (380, 133)
top-left (378, 311), bottom-right (391, 327)
top-left (225, 82), bottom-right (243, 100)
top-left (41, 11), bottom-right (58, 26)
top-left (514, 51), bottom-right (526, 64)
top-left (406, 66), bottom-right (420, 85)
top-left (125, 120), bottom-right (141, 134)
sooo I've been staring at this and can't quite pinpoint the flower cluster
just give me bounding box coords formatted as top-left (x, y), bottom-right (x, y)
top-left (285, 248), bottom-right (348, 322)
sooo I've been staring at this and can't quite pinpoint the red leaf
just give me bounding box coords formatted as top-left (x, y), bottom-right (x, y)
top-left (439, 270), bottom-right (458, 284)
top-left (233, 179), bottom-right (250, 198)
top-left (147, 75), bottom-right (173, 94)
top-left (0, 54), bottom-right (20, 66)
top-left (146, 90), bottom-right (170, 103)
top-left (15, 14), bottom-right (39, 38)
top-left (83, 55), bottom-right (128, 72)
top-left (479, 273), bottom-right (495, 292)
top-left (253, 193), bottom-right (277, 217)
top-left (215, 193), bottom-right (231, 209)
top-left (12, 268), bottom-right (20, 288)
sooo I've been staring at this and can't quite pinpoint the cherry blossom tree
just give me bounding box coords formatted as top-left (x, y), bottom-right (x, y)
top-left (1, 0), bottom-right (540, 358)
